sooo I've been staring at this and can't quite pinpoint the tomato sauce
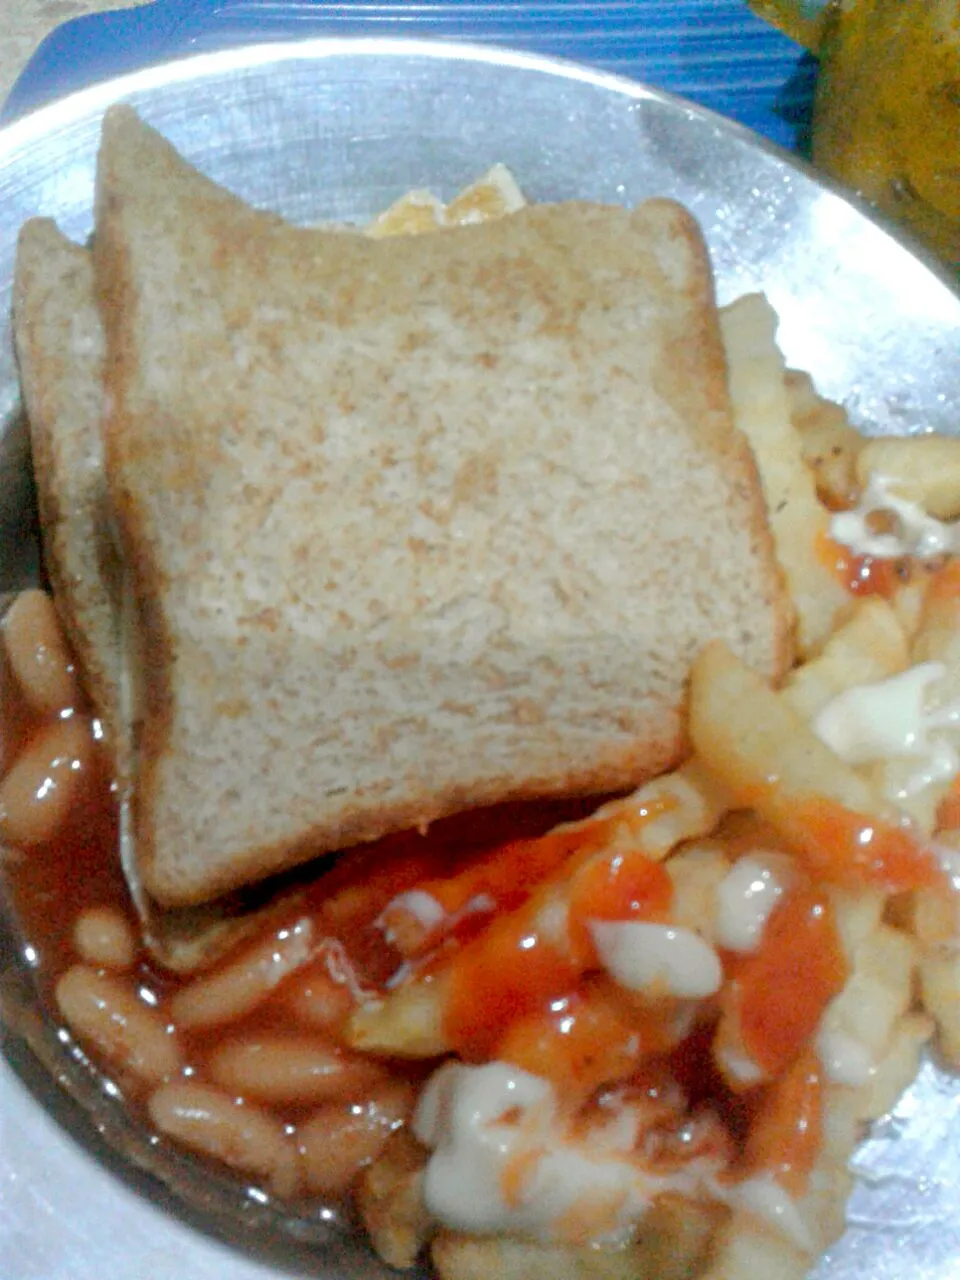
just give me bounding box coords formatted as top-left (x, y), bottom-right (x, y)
top-left (443, 849), bottom-right (672, 1060)
top-left (725, 887), bottom-right (847, 1077)
top-left (744, 1051), bottom-right (823, 1196)
top-left (0, 600), bottom-right (845, 1218)
top-left (787, 796), bottom-right (944, 892)
top-left (817, 529), bottom-right (904, 598)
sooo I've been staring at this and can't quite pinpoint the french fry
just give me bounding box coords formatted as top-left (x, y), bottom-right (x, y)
top-left (720, 294), bottom-right (849, 654)
top-left (827, 886), bottom-right (887, 959)
top-left (854, 1012), bottom-right (933, 1121)
top-left (357, 1129), bottom-right (433, 1271)
top-left (572, 758), bottom-right (731, 864)
top-left (797, 1085), bottom-right (859, 1253)
top-left (348, 974), bottom-right (449, 1058)
top-left (700, 1214), bottom-right (810, 1280)
top-left (866, 565), bottom-right (960, 829)
top-left (664, 841), bottom-right (730, 944)
top-left (432, 1198), bottom-right (723, 1280)
top-left (816, 925), bottom-right (918, 1079)
top-left (633, 1196), bottom-right (728, 1280)
top-left (782, 368), bottom-right (822, 422)
top-left (432, 1232), bottom-right (644, 1280)
top-left (689, 642), bottom-right (942, 892)
top-left (781, 597), bottom-right (907, 722)
top-left (890, 576), bottom-right (931, 645)
top-left (857, 435), bottom-right (960, 520)
top-left (920, 951), bottom-right (960, 1064)
top-left (784, 368), bottom-right (864, 510)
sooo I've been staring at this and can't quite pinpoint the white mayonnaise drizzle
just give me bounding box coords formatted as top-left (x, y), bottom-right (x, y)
top-left (715, 1044), bottom-right (766, 1087)
top-left (813, 661), bottom-right (960, 796)
top-left (379, 890), bottom-right (445, 940)
top-left (831, 473), bottom-right (960, 559)
top-left (413, 1062), bottom-right (720, 1242)
top-left (589, 921), bottom-right (723, 999)
top-left (378, 890), bottom-right (496, 951)
top-left (716, 854), bottom-right (792, 953)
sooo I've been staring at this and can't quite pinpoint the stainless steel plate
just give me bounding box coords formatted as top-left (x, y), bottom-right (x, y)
top-left (1, 36), bottom-right (960, 1280)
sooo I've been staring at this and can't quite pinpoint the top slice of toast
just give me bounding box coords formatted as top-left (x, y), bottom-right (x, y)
top-left (95, 105), bottom-right (791, 908)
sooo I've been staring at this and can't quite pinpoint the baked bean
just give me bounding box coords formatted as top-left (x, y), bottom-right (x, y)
top-left (171, 916), bottom-right (315, 1029)
top-left (298, 1079), bottom-right (416, 1197)
top-left (0, 716), bottom-right (94, 847)
top-left (281, 964), bottom-right (354, 1031)
top-left (207, 1034), bottom-right (389, 1105)
top-left (149, 1081), bottom-right (299, 1199)
top-left (73, 906), bottom-right (137, 970)
top-left (55, 965), bottom-right (182, 1086)
top-left (3, 589), bottom-right (78, 716)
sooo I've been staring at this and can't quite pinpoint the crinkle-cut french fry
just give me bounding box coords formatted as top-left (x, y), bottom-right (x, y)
top-left (665, 841), bottom-right (730, 945)
top-left (782, 598), bottom-right (908, 723)
top-left (784, 368), bottom-right (864, 511)
top-left (720, 294), bottom-right (848, 655)
top-left (920, 951), bottom-right (960, 1064)
top-left (633, 1196), bottom-right (728, 1280)
top-left (356, 1129), bottom-right (433, 1271)
top-left (817, 925), bottom-right (917, 1069)
top-left (432, 1207), bottom-right (721, 1280)
top-left (699, 1214), bottom-right (811, 1280)
top-left (857, 435), bottom-right (960, 520)
top-left (870, 566), bottom-right (960, 829)
top-left (797, 1085), bottom-right (859, 1254)
top-left (910, 883), bottom-right (960, 948)
top-left (891, 577), bottom-right (932, 647)
top-left (826, 886), bottom-right (887, 959)
top-left (854, 1012), bottom-right (934, 1121)
top-left (691, 642), bottom-right (871, 813)
top-left (348, 973), bottom-right (450, 1057)
top-left (432, 1232), bottom-right (642, 1280)
top-left (909, 831), bottom-right (960, 947)
top-left (782, 367), bottom-right (822, 421)
top-left (580, 758), bottom-right (731, 864)
top-left (689, 642), bottom-right (941, 892)
top-left (912, 563), bottom-right (960, 656)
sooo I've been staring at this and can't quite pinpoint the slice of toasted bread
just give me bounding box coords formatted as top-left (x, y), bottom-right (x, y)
top-left (95, 105), bottom-right (792, 909)
top-left (12, 220), bottom-right (124, 752)
top-left (12, 218), bottom-right (297, 973)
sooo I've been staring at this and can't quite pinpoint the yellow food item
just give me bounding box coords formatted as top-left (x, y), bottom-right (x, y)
top-left (751, 0), bottom-right (960, 268)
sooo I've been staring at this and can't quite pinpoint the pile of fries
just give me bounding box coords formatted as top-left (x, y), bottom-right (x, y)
top-left (338, 294), bottom-right (960, 1280)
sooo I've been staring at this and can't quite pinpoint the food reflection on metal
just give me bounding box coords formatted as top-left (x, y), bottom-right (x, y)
top-left (750, 0), bottom-right (960, 269)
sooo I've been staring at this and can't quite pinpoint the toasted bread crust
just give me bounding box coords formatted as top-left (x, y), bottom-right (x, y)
top-left (12, 219), bottom-right (125, 751)
top-left (94, 106), bottom-right (791, 907)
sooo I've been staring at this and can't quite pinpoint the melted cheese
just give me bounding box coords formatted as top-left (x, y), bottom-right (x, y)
top-left (589, 921), bottom-right (723, 999)
top-left (831, 473), bottom-right (960, 559)
top-left (813, 661), bottom-right (960, 795)
top-left (716, 854), bottom-right (791, 953)
top-left (413, 1062), bottom-right (718, 1242)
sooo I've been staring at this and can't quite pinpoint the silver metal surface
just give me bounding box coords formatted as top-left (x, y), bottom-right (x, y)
top-left (1, 36), bottom-right (959, 1280)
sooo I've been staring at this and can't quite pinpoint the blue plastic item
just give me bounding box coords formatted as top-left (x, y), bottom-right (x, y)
top-left (2, 1), bottom-right (814, 152)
